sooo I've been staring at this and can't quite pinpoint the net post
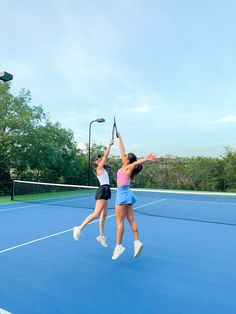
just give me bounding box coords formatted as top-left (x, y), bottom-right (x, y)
top-left (11, 180), bottom-right (15, 201)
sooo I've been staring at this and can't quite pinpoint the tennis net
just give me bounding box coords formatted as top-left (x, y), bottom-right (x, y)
top-left (12, 180), bottom-right (236, 226)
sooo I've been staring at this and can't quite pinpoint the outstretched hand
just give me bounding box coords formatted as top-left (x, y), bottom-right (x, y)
top-left (145, 153), bottom-right (157, 161)
top-left (109, 139), bottom-right (114, 146)
top-left (116, 132), bottom-right (121, 139)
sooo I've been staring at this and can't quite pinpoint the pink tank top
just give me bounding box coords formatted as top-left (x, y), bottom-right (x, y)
top-left (117, 168), bottom-right (131, 186)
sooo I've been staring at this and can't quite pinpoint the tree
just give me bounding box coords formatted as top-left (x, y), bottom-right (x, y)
top-left (0, 82), bottom-right (45, 194)
top-left (0, 82), bottom-right (80, 193)
top-left (222, 147), bottom-right (236, 192)
top-left (13, 122), bottom-right (78, 183)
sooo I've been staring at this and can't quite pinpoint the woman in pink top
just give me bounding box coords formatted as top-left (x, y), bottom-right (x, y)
top-left (112, 133), bottom-right (156, 260)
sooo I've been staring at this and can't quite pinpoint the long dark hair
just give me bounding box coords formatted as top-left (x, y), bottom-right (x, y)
top-left (127, 153), bottom-right (143, 179)
top-left (92, 162), bottom-right (111, 178)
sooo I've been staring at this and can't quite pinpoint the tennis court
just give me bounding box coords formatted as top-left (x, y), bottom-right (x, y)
top-left (1, 182), bottom-right (236, 314)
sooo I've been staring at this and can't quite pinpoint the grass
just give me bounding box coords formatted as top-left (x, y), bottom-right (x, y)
top-left (0, 195), bottom-right (12, 204)
top-left (1, 188), bottom-right (95, 204)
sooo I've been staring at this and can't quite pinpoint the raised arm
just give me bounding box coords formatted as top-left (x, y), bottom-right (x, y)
top-left (97, 139), bottom-right (114, 170)
top-left (117, 133), bottom-right (126, 158)
top-left (129, 153), bottom-right (156, 169)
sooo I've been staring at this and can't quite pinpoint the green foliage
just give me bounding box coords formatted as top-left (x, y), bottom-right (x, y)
top-left (0, 161), bottom-right (11, 195)
top-left (1, 82), bottom-right (45, 194)
top-left (127, 154), bottom-right (234, 192)
top-left (13, 122), bottom-right (78, 182)
top-left (1, 82), bottom-right (236, 195)
top-left (221, 147), bottom-right (236, 191)
top-left (0, 82), bottom-right (80, 193)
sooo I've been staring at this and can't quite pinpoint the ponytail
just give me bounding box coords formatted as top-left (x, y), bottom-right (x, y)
top-left (131, 164), bottom-right (143, 179)
top-left (127, 153), bottom-right (143, 179)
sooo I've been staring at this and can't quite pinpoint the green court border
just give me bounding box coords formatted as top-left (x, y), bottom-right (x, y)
top-left (0, 196), bottom-right (12, 204)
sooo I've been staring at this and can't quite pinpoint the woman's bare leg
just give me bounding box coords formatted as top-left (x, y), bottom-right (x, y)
top-left (126, 205), bottom-right (144, 257)
top-left (79, 199), bottom-right (106, 230)
top-left (115, 204), bottom-right (127, 244)
top-left (126, 205), bottom-right (138, 241)
top-left (99, 201), bottom-right (108, 236)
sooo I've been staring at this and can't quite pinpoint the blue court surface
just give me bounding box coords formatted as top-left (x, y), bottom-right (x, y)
top-left (1, 192), bottom-right (236, 314)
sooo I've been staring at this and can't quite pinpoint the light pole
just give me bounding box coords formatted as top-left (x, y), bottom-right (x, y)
top-left (0, 71), bottom-right (13, 82)
top-left (88, 118), bottom-right (105, 185)
top-left (0, 70), bottom-right (13, 200)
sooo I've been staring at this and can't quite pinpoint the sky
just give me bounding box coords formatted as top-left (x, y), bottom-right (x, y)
top-left (1, 0), bottom-right (236, 158)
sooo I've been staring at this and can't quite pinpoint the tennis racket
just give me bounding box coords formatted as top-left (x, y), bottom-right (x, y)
top-left (112, 116), bottom-right (119, 139)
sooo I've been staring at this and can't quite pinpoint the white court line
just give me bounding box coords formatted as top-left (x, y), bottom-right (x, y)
top-left (0, 214), bottom-right (114, 254)
top-left (0, 199), bottom-right (166, 254)
top-left (2, 193), bottom-right (235, 213)
top-left (0, 192), bottom-right (94, 208)
top-left (162, 197), bottom-right (236, 206)
top-left (135, 198), bottom-right (166, 209)
top-left (0, 308), bottom-right (12, 314)
top-left (0, 203), bottom-right (42, 212)
top-left (0, 195), bottom-right (95, 213)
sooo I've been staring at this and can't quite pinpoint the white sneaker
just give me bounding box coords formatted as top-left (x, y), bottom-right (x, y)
top-left (112, 244), bottom-right (125, 260)
top-left (73, 226), bottom-right (82, 241)
top-left (134, 240), bottom-right (144, 257)
top-left (96, 235), bottom-right (108, 248)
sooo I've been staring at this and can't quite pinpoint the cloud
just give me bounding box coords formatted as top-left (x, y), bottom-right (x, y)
top-left (216, 115), bottom-right (236, 123)
top-left (114, 93), bottom-right (163, 118)
top-left (76, 142), bottom-right (87, 151)
top-left (132, 105), bottom-right (153, 114)
top-left (130, 143), bottom-right (145, 149)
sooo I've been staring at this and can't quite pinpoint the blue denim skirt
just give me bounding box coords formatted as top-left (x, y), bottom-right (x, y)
top-left (115, 186), bottom-right (137, 205)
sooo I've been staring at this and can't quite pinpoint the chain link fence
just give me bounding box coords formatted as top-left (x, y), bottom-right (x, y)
top-left (2, 160), bottom-right (236, 196)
